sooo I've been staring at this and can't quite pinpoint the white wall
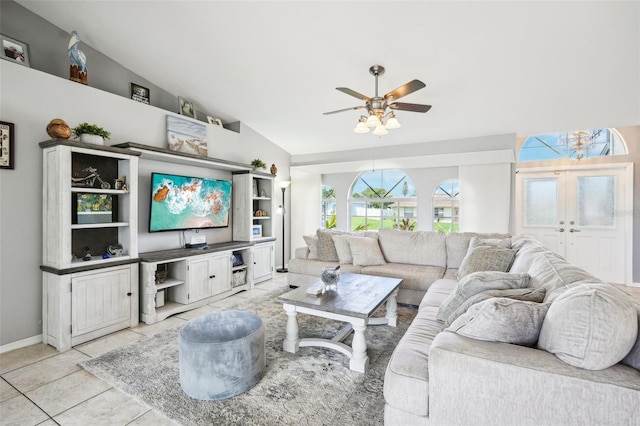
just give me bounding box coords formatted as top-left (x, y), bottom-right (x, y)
top-left (0, 61), bottom-right (290, 347)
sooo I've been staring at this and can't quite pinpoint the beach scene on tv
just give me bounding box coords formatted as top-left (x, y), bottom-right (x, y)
top-left (149, 173), bottom-right (231, 232)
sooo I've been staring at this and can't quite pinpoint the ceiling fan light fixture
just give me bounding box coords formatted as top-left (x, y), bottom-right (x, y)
top-left (372, 124), bottom-right (388, 136)
top-left (385, 114), bottom-right (401, 129)
top-left (366, 114), bottom-right (380, 127)
top-left (354, 118), bottom-right (369, 133)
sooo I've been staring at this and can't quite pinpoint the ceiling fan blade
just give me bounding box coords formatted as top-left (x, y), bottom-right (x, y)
top-left (384, 79), bottom-right (426, 101)
top-left (336, 87), bottom-right (371, 102)
top-left (388, 102), bottom-right (432, 113)
top-left (323, 105), bottom-right (366, 115)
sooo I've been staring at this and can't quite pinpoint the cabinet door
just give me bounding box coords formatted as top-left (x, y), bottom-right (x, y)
top-left (188, 257), bottom-right (213, 303)
top-left (210, 254), bottom-right (231, 296)
top-left (253, 243), bottom-right (274, 283)
top-left (71, 267), bottom-right (131, 337)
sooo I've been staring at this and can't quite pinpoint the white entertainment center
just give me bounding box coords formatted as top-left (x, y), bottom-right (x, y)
top-left (41, 139), bottom-right (277, 350)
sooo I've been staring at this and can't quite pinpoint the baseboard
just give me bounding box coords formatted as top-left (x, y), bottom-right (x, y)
top-left (0, 334), bottom-right (43, 354)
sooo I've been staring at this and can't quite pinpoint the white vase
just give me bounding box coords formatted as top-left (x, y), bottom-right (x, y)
top-left (79, 133), bottom-right (104, 145)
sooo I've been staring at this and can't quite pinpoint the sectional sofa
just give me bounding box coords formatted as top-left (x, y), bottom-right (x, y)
top-left (288, 229), bottom-right (640, 425)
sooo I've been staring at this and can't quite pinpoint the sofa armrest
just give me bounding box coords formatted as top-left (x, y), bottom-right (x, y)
top-left (428, 331), bottom-right (640, 426)
top-left (294, 247), bottom-right (309, 259)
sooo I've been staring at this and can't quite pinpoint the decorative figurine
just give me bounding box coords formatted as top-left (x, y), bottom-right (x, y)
top-left (46, 118), bottom-right (72, 139)
top-left (270, 163), bottom-right (278, 175)
top-left (68, 30), bottom-right (87, 85)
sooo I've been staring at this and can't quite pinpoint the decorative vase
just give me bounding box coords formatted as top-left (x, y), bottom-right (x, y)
top-left (79, 133), bottom-right (104, 145)
top-left (270, 164), bottom-right (278, 175)
top-left (46, 118), bottom-right (72, 139)
top-left (321, 266), bottom-right (340, 293)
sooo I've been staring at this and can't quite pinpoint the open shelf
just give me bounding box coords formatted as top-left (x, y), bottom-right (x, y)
top-left (155, 277), bottom-right (185, 291)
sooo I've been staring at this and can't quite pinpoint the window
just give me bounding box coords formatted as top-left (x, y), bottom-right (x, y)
top-left (433, 179), bottom-right (459, 233)
top-left (349, 169), bottom-right (417, 231)
top-left (321, 185), bottom-right (336, 229)
top-left (518, 128), bottom-right (627, 162)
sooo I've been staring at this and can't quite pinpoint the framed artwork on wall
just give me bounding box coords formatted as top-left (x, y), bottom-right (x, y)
top-left (166, 115), bottom-right (208, 157)
top-left (251, 224), bottom-right (262, 239)
top-left (1, 34), bottom-right (30, 67)
top-left (0, 121), bottom-right (15, 169)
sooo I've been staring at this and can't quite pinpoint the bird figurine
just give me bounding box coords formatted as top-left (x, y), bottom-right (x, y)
top-left (68, 30), bottom-right (87, 84)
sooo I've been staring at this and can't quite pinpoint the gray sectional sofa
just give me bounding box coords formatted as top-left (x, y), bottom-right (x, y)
top-left (288, 229), bottom-right (640, 425)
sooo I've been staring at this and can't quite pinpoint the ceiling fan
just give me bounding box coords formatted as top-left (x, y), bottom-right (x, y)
top-left (324, 65), bottom-right (431, 135)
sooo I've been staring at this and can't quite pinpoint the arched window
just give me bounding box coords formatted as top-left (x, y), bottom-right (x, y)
top-left (433, 179), bottom-right (459, 233)
top-left (349, 169), bottom-right (417, 231)
top-left (321, 185), bottom-right (336, 229)
top-left (518, 128), bottom-right (627, 162)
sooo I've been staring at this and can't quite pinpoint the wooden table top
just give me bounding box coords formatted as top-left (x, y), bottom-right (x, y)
top-left (278, 273), bottom-right (402, 319)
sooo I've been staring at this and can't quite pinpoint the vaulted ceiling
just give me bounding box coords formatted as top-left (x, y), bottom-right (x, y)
top-left (17, 1), bottom-right (640, 156)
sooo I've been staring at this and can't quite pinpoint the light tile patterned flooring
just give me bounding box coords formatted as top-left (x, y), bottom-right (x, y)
top-left (0, 275), bottom-right (290, 426)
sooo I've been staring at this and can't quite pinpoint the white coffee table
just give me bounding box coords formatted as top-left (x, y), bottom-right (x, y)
top-left (278, 273), bottom-right (402, 373)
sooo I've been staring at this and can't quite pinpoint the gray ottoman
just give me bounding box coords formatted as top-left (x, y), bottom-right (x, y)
top-left (179, 310), bottom-right (265, 400)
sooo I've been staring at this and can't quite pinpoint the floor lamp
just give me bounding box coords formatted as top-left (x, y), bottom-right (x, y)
top-left (276, 180), bottom-right (291, 273)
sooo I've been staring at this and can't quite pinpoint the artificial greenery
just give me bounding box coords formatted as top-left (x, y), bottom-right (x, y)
top-left (72, 122), bottom-right (111, 140)
top-left (251, 159), bottom-right (267, 169)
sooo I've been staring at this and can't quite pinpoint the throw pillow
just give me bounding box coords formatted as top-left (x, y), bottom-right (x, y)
top-left (456, 246), bottom-right (517, 280)
top-left (447, 298), bottom-right (550, 346)
top-left (436, 271), bottom-right (531, 322)
top-left (347, 236), bottom-right (386, 267)
top-left (443, 287), bottom-right (546, 328)
top-left (332, 234), bottom-right (361, 264)
top-left (537, 283), bottom-right (638, 370)
top-left (302, 235), bottom-right (318, 260)
top-left (316, 229), bottom-right (342, 262)
top-left (468, 236), bottom-right (512, 250)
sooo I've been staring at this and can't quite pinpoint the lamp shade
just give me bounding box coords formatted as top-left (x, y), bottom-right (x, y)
top-left (354, 119), bottom-right (369, 133)
top-left (385, 115), bottom-right (401, 129)
top-left (366, 114), bottom-right (380, 127)
top-left (277, 180), bottom-right (291, 189)
top-left (373, 124), bottom-right (388, 136)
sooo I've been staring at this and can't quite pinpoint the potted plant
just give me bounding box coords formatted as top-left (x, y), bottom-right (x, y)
top-left (250, 158), bottom-right (267, 171)
top-left (72, 122), bottom-right (111, 145)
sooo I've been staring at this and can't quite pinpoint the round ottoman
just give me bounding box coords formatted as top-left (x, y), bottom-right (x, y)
top-left (179, 310), bottom-right (265, 400)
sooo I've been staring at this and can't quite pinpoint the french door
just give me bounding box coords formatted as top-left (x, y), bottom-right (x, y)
top-left (516, 164), bottom-right (632, 284)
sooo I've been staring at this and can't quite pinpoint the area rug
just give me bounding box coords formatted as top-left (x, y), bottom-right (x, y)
top-left (80, 287), bottom-right (417, 426)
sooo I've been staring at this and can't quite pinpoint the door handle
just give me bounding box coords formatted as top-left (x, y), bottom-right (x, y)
top-left (555, 228), bottom-right (565, 232)
top-left (209, 274), bottom-right (216, 279)
top-left (569, 228), bottom-right (581, 233)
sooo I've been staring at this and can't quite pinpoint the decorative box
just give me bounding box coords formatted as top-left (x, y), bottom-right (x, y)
top-left (232, 270), bottom-right (247, 287)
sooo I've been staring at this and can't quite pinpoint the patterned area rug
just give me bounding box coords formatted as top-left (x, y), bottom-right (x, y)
top-left (80, 287), bottom-right (417, 426)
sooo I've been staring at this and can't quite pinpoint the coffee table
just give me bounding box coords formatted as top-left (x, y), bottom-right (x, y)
top-left (278, 273), bottom-right (402, 373)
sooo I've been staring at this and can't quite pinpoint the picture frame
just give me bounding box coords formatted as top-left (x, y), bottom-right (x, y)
top-left (130, 83), bottom-right (150, 104)
top-left (207, 116), bottom-right (223, 127)
top-left (1, 34), bottom-right (30, 67)
top-left (251, 224), bottom-right (263, 239)
top-left (0, 121), bottom-right (15, 169)
top-left (166, 115), bottom-right (208, 156)
top-left (178, 97), bottom-right (196, 118)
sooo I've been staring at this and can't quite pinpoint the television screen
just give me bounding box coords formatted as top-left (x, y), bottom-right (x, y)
top-left (149, 172), bottom-right (232, 232)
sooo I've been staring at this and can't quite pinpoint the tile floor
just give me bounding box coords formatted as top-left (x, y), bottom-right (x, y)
top-left (0, 275), bottom-right (290, 426)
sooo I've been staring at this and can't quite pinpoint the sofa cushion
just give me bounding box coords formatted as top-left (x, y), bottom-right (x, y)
top-left (378, 229), bottom-right (447, 267)
top-left (302, 235), bottom-right (318, 260)
top-left (447, 298), bottom-right (550, 346)
top-left (622, 299), bottom-right (640, 371)
top-left (287, 258), bottom-right (362, 277)
top-left (332, 234), bottom-right (359, 264)
top-left (456, 246), bottom-right (517, 280)
top-left (362, 263), bottom-right (445, 293)
top-left (437, 271), bottom-right (530, 322)
top-left (443, 287), bottom-right (546, 327)
top-left (509, 239), bottom-right (547, 273)
top-left (538, 283), bottom-right (638, 370)
top-left (526, 251), bottom-right (603, 302)
top-left (347, 236), bottom-right (386, 267)
top-left (445, 232), bottom-right (511, 269)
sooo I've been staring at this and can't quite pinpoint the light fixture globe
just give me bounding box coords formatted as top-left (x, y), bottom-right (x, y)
top-left (385, 114), bottom-right (401, 129)
top-left (354, 117), bottom-right (369, 133)
top-left (366, 114), bottom-right (381, 127)
top-left (373, 124), bottom-right (388, 136)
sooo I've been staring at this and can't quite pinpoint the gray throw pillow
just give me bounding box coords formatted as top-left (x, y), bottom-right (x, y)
top-left (443, 287), bottom-right (546, 328)
top-left (538, 283), bottom-right (638, 370)
top-left (456, 246), bottom-right (517, 280)
top-left (437, 271), bottom-right (530, 322)
top-left (347, 236), bottom-right (386, 267)
top-left (316, 229), bottom-right (342, 261)
top-left (447, 298), bottom-right (550, 346)
top-left (302, 235), bottom-right (318, 260)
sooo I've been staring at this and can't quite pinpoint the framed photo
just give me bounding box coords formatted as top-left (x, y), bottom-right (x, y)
top-left (178, 97), bottom-right (196, 118)
top-left (1, 34), bottom-right (30, 67)
top-left (251, 224), bottom-right (263, 239)
top-left (207, 116), bottom-right (223, 127)
top-left (130, 83), bottom-right (150, 104)
top-left (0, 121), bottom-right (15, 169)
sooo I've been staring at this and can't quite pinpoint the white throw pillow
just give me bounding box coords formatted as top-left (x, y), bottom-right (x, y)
top-left (302, 235), bottom-right (318, 260)
top-left (332, 234), bottom-right (361, 264)
top-left (447, 298), bottom-right (550, 346)
top-left (538, 283), bottom-right (638, 370)
top-left (347, 236), bottom-right (386, 267)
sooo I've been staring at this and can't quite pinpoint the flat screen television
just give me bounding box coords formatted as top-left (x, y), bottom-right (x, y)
top-left (149, 172), bottom-right (232, 232)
